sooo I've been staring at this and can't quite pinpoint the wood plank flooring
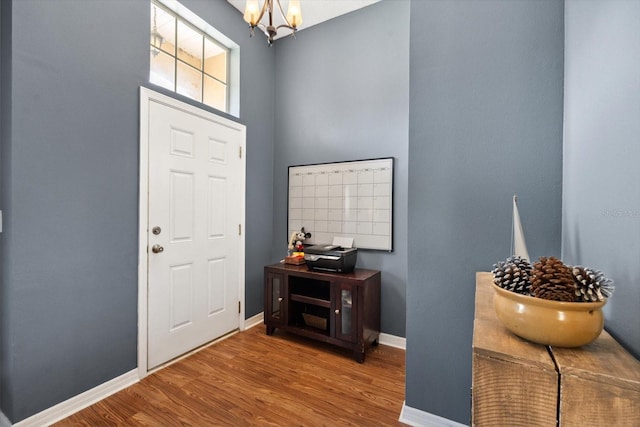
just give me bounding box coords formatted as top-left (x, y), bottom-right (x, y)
top-left (56, 325), bottom-right (406, 426)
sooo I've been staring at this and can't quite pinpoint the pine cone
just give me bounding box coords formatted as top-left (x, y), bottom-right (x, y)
top-left (572, 266), bottom-right (615, 302)
top-left (492, 256), bottom-right (532, 295)
top-left (531, 256), bottom-right (576, 302)
top-left (507, 256), bottom-right (532, 276)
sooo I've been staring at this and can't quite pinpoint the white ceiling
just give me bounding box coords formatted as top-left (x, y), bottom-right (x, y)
top-left (227, 0), bottom-right (381, 39)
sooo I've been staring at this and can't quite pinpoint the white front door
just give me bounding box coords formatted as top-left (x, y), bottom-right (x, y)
top-left (145, 96), bottom-right (245, 370)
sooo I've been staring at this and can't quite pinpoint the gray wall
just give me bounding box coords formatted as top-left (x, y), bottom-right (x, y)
top-left (407, 0), bottom-right (564, 423)
top-left (2, 1), bottom-right (142, 419)
top-left (0, 0), bottom-right (275, 422)
top-left (8, 1), bottom-right (637, 425)
top-left (0, 0), bottom-right (5, 415)
top-left (563, 0), bottom-right (640, 357)
top-left (272, 0), bottom-right (410, 337)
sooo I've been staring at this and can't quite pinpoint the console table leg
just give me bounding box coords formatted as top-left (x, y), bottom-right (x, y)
top-left (266, 325), bottom-right (276, 335)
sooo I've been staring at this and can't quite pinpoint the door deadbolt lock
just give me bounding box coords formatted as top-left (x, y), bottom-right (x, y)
top-left (151, 244), bottom-right (164, 254)
top-left (152, 226), bottom-right (162, 235)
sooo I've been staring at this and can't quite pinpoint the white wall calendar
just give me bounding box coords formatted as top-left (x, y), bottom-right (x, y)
top-left (288, 157), bottom-right (394, 251)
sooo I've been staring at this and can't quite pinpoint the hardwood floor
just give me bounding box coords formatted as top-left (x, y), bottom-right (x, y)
top-left (56, 325), bottom-right (406, 426)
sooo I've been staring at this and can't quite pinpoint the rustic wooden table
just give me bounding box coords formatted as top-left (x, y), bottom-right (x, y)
top-left (472, 272), bottom-right (640, 426)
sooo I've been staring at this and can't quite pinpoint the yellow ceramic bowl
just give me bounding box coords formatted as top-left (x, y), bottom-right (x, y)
top-left (492, 283), bottom-right (606, 347)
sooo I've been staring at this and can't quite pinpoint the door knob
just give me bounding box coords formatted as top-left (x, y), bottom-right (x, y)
top-left (151, 244), bottom-right (164, 254)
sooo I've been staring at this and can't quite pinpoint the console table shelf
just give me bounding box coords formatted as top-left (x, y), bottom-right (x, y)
top-left (290, 294), bottom-right (331, 307)
top-left (264, 263), bottom-right (381, 362)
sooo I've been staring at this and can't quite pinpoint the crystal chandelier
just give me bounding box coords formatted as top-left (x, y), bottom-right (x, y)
top-left (243, 0), bottom-right (303, 46)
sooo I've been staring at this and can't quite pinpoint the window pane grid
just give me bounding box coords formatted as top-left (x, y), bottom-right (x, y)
top-left (204, 72), bottom-right (225, 85)
top-left (150, 0), bottom-right (229, 112)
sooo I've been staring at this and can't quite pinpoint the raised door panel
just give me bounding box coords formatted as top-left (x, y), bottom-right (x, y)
top-left (170, 171), bottom-right (195, 243)
top-left (169, 263), bottom-right (194, 330)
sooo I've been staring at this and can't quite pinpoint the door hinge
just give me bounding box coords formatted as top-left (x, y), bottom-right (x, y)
top-left (239, 146), bottom-right (242, 159)
top-left (238, 301), bottom-right (241, 313)
top-left (238, 224), bottom-right (242, 236)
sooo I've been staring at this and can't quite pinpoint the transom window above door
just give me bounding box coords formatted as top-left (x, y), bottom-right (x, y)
top-left (150, 1), bottom-right (235, 114)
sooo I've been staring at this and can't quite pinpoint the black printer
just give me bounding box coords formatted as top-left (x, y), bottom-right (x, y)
top-left (304, 244), bottom-right (357, 273)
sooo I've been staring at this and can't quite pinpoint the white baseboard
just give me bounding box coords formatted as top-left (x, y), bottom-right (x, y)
top-left (13, 369), bottom-right (139, 427)
top-left (399, 402), bottom-right (468, 427)
top-left (243, 311), bottom-right (264, 330)
top-left (379, 332), bottom-right (406, 349)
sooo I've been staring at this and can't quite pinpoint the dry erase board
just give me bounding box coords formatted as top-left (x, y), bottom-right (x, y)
top-left (288, 157), bottom-right (394, 251)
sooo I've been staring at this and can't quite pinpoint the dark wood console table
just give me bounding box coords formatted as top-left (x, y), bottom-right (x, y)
top-left (264, 263), bottom-right (381, 363)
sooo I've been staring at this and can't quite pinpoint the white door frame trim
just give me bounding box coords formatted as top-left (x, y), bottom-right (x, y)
top-left (138, 87), bottom-right (246, 379)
